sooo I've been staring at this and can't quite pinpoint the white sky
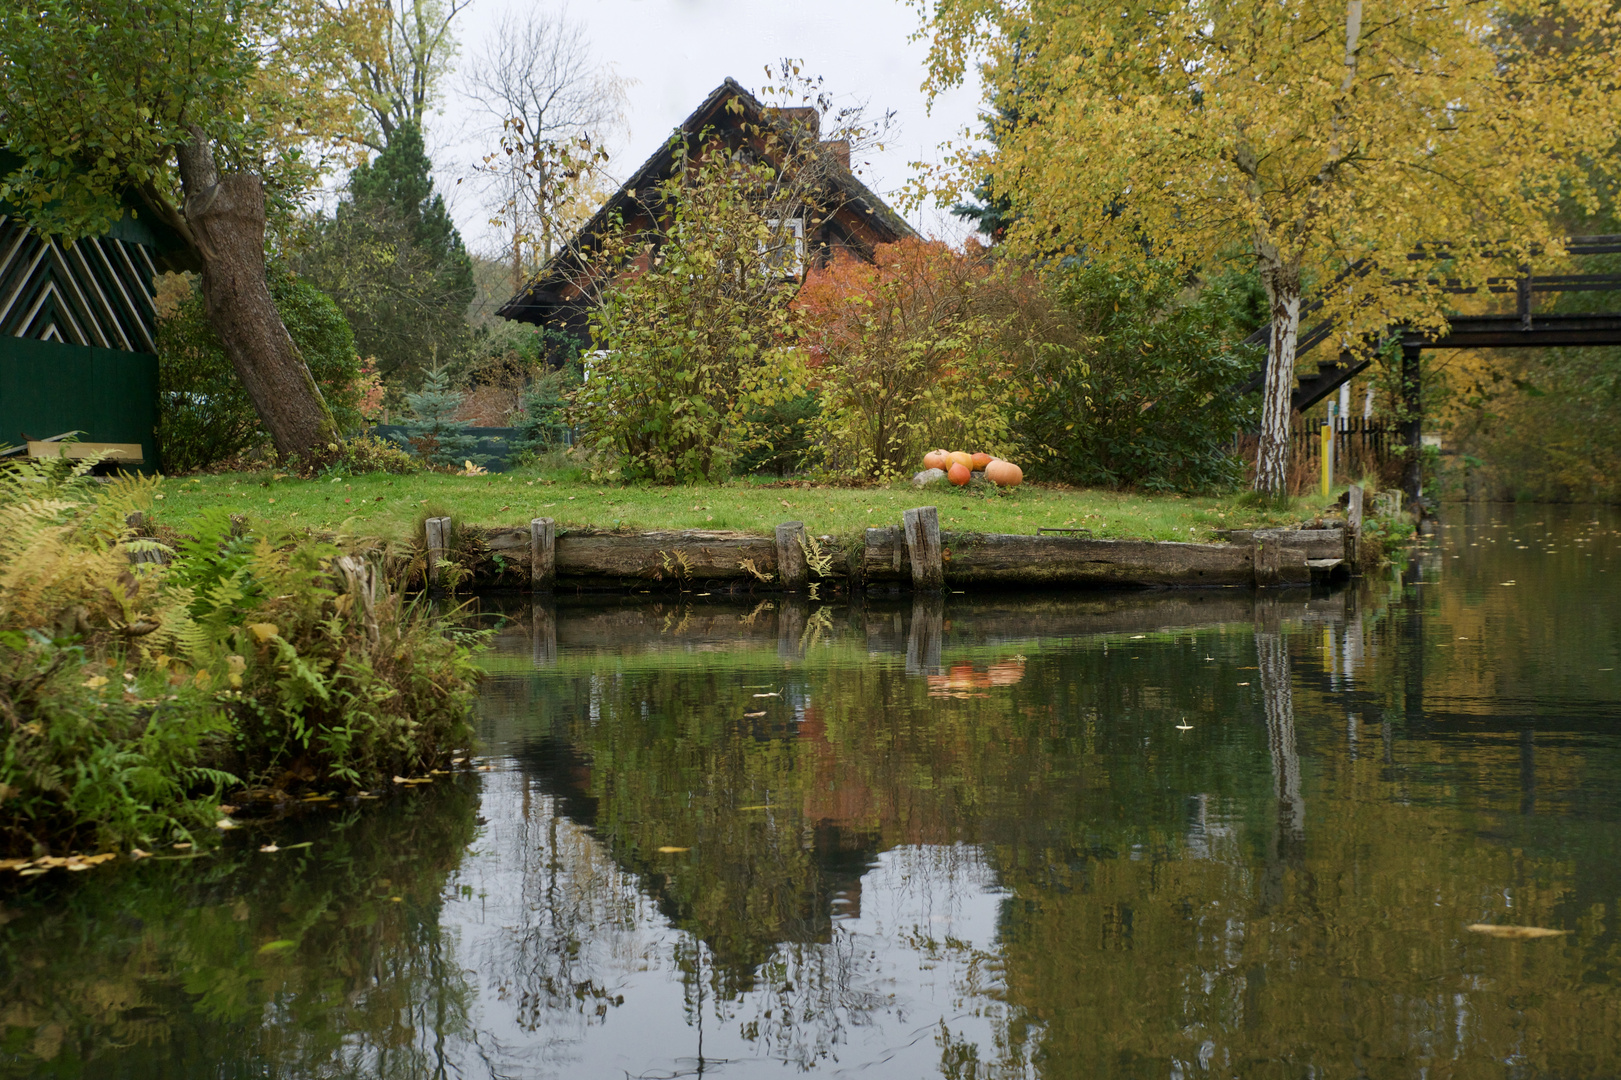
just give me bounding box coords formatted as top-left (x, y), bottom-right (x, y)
top-left (427, 0), bottom-right (986, 254)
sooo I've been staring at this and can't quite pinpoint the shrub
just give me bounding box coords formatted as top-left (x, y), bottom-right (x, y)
top-left (394, 369), bottom-right (491, 469)
top-left (794, 240), bottom-right (1045, 480)
top-left (1011, 265), bottom-right (1259, 491)
top-left (156, 270), bottom-right (367, 472)
top-left (572, 146), bottom-right (808, 482)
top-left (0, 457), bottom-right (482, 856)
top-left (511, 366), bottom-right (579, 457)
top-left (334, 434), bottom-right (422, 476)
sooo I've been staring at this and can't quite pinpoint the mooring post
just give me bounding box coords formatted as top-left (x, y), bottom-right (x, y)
top-left (903, 507), bottom-right (944, 592)
top-left (1345, 485), bottom-right (1364, 565)
top-left (530, 517), bottom-right (556, 592)
top-left (775, 521), bottom-right (809, 593)
top-left (1253, 530), bottom-right (1281, 588)
top-left (425, 516), bottom-right (451, 590)
top-left (778, 596), bottom-right (809, 659)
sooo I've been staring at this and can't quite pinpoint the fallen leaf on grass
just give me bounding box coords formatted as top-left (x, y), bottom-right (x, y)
top-left (172, 842), bottom-right (192, 850)
top-left (1467, 924), bottom-right (1567, 940)
top-left (259, 844), bottom-right (280, 854)
top-left (129, 848), bottom-right (150, 859)
top-left (0, 859), bottom-right (29, 871)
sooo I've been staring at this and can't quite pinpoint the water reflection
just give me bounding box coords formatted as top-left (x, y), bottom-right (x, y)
top-left (3, 505), bottom-right (1619, 1077)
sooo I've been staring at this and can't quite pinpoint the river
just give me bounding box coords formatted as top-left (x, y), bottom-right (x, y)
top-left (2, 505), bottom-right (1618, 1077)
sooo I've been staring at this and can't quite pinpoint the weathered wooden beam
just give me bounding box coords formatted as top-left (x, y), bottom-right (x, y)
top-left (558, 529), bottom-right (777, 581)
top-left (1217, 528), bottom-right (1346, 560)
top-left (943, 533), bottom-right (1254, 587)
top-left (775, 521), bottom-right (809, 592)
top-left (1252, 529), bottom-right (1312, 587)
top-left (862, 526), bottom-right (907, 582)
top-left (424, 516), bottom-right (451, 590)
top-left (903, 507), bottom-right (944, 591)
top-left (530, 517), bottom-right (556, 591)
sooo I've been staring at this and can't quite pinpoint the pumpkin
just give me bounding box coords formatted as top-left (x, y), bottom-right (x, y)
top-left (970, 452), bottom-right (993, 470)
top-left (949, 450), bottom-right (974, 469)
top-left (984, 459), bottom-right (1023, 487)
top-left (947, 462), bottom-right (972, 486)
top-left (922, 449), bottom-right (950, 471)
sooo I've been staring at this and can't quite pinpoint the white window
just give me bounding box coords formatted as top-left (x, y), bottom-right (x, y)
top-left (763, 217), bottom-right (805, 276)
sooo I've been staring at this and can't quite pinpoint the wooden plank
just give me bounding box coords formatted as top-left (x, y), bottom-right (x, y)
top-left (941, 532), bottom-right (1253, 587)
top-left (1252, 529), bottom-right (1312, 586)
top-left (775, 521), bottom-right (809, 592)
top-left (862, 526), bottom-right (907, 582)
top-left (1217, 528), bottom-right (1346, 559)
top-left (903, 507), bottom-right (944, 591)
top-left (27, 440), bottom-right (143, 463)
top-left (555, 530), bottom-right (778, 581)
top-left (530, 517), bottom-right (556, 591)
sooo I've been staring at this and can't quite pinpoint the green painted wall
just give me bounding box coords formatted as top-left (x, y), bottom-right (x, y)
top-left (0, 337), bottom-right (159, 471)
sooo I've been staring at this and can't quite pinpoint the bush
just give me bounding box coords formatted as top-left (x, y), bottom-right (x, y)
top-left (793, 240), bottom-right (1046, 480)
top-left (511, 365), bottom-right (579, 457)
top-left (1011, 265), bottom-right (1259, 491)
top-left (573, 148), bottom-right (808, 482)
top-left (156, 269), bottom-right (367, 472)
top-left (0, 457), bottom-right (482, 856)
top-left (333, 434), bottom-right (423, 476)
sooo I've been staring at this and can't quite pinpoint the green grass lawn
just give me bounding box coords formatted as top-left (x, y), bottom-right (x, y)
top-left (150, 463), bottom-right (1345, 546)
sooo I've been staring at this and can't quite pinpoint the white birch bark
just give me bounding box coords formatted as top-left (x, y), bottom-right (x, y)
top-left (1255, 260), bottom-right (1301, 495)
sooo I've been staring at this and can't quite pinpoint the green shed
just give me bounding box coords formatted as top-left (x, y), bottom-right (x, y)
top-left (0, 176), bottom-right (178, 471)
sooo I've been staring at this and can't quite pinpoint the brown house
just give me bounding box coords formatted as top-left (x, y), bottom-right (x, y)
top-left (496, 77), bottom-right (917, 344)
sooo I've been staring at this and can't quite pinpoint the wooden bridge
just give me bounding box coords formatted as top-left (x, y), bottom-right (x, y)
top-left (1241, 235), bottom-right (1621, 499)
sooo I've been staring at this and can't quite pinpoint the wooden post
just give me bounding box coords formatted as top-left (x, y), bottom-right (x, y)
top-left (775, 521), bottom-right (809, 593)
top-left (424, 516), bottom-right (451, 590)
top-left (903, 506), bottom-right (944, 592)
top-left (1345, 484), bottom-right (1364, 565)
top-left (530, 517), bottom-right (556, 591)
top-left (1253, 530), bottom-right (1281, 588)
top-left (1320, 421), bottom-right (1333, 497)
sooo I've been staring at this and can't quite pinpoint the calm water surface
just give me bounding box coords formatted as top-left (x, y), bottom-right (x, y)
top-left (3, 505), bottom-right (1620, 1078)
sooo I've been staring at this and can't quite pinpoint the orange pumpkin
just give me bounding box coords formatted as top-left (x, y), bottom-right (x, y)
top-left (947, 462), bottom-right (972, 486)
top-left (922, 449), bottom-right (950, 471)
top-left (984, 459), bottom-right (1023, 487)
top-left (949, 450), bottom-right (974, 469)
top-left (970, 452), bottom-right (993, 471)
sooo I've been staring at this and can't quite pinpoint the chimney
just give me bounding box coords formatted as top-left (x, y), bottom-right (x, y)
top-left (822, 139), bottom-right (851, 170)
top-left (774, 106), bottom-right (820, 139)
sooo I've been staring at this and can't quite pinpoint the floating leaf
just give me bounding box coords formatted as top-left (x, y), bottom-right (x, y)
top-left (744, 710), bottom-right (767, 718)
top-left (1467, 923), bottom-right (1567, 940)
top-left (657, 846), bottom-right (690, 853)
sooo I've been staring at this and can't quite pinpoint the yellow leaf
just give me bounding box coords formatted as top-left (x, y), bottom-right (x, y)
top-left (1466, 924), bottom-right (1567, 940)
top-left (248, 623), bottom-right (279, 643)
top-left (83, 675), bottom-right (109, 689)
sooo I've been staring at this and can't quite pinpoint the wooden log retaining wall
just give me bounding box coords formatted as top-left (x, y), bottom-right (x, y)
top-left (473, 498), bottom-right (1361, 592)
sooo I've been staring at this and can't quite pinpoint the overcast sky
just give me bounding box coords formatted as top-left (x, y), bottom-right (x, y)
top-left (428, 0), bottom-right (986, 253)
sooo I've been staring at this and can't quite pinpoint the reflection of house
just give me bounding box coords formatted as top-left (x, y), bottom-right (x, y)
top-left (0, 152), bottom-right (179, 468)
top-left (497, 77), bottom-right (916, 347)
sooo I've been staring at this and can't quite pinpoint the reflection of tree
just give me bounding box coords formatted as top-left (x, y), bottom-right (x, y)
top-left (1255, 618), bottom-right (1304, 912)
top-left (0, 782), bottom-right (481, 1076)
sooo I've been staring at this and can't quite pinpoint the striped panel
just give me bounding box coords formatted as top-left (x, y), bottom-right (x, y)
top-left (0, 215), bottom-right (158, 353)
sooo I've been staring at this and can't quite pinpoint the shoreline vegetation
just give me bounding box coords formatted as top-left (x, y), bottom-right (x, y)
top-left (0, 457), bottom-right (484, 864)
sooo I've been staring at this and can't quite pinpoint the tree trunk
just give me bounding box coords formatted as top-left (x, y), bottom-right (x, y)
top-left (176, 136), bottom-right (339, 460)
top-left (1256, 259), bottom-right (1301, 495)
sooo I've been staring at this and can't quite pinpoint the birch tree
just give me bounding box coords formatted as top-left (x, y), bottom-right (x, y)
top-left (912, 0), bottom-right (1621, 494)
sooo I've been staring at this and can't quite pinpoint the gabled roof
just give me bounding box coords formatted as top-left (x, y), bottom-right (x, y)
top-left (497, 77), bottom-right (917, 325)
